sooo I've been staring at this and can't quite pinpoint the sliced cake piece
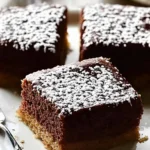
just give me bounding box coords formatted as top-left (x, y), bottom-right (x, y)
top-left (0, 3), bottom-right (67, 76)
top-left (80, 3), bottom-right (150, 88)
top-left (18, 57), bottom-right (143, 150)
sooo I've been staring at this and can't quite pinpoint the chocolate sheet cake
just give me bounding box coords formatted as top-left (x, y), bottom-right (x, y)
top-left (80, 4), bottom-right (150, 88)
top-left (0, 3), bottom-right (67, 76)
top-left (18, 57), bottom-right (143, 150)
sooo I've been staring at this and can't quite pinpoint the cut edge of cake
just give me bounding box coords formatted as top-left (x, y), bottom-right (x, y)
top-left (17, 109), bottom-right (140, 150)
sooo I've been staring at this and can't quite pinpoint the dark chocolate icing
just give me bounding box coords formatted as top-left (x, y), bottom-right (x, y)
top-left (0, 3), bottom-right (66, 53)
top-left (26, 57), bottom-right (139, 117)
top-left (82, 4), bottom-right (150, 49)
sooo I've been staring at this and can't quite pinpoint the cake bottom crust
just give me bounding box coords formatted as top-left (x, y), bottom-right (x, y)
top-left (17, 109), bottom-right (60, 150)
top-left (17, 109), bottom-right (140, 150)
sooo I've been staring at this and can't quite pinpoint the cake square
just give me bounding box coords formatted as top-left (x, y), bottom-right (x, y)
top-left (18, 57), bottom-right (143, 150)
top-left (0, 3), bottom-right (67, 76)
top-left (80, 4), bottom-right (150, 88)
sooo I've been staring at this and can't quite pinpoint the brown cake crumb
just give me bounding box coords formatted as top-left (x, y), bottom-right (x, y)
top-left (20, 140), bottom-right (25, 150)
top-left (20, 140), bottom-right (25, 144)
top-left (138, 135), bottom-right (149, 143)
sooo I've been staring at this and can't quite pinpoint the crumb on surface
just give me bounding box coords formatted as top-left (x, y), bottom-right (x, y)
top-left (20, 140), bottom-right (25, 144)
top-left (138, 135), bottom-right (149, 143)
top-left (15, 136), bottom-right (19, 140)
top-left (34, 133), bottom-right (40, 139)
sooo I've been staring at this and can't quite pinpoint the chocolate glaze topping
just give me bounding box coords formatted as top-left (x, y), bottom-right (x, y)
top-left (0, 3), bottom-right (66, 53)
top-left (26, 57), bottom-right (139, 117)
top-left (82, 4), bottom-right (150, 48)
